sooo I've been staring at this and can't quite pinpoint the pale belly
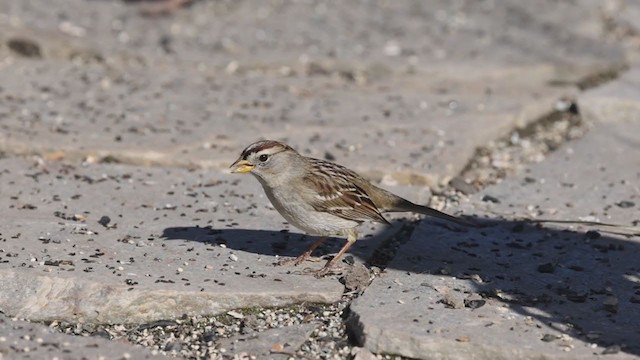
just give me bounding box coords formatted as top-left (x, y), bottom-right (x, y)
top-left (262, 185), bottom-right (359, 236)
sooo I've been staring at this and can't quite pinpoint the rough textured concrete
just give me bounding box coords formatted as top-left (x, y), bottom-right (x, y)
top-left (218, 322), bottom-right (318, 359)
top-left (579, 67), bottom-right (640, 124)
top-left (350, 109), bottom-right (640, 358)
top-left (0, 50), bottom-right (580, 187)
top-left (0, 158), bottom-right (344, 324)
top-left (1, 0), bottom-right (639, 358)
top-left (0, 0), bottom-right (627, 187)
top-left (0, 314), bottom-right (166, 359)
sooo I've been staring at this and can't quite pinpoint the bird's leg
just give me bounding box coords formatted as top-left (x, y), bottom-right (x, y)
top-left (277, 236), bottom-right (327, 266)
top-left (139, 0), bottom-right (192, 16)
top-left (314, 229), bottom-right (357, 277)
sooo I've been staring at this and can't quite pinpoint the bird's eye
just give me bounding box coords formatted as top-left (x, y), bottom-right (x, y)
top-left (259, 154), bottom-right (269, 162)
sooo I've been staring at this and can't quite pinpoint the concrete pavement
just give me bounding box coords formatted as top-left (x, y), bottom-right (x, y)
top-left (0, 0), bottom-right (639, 358)
top-left (350, 84), bottom-right (640, 357)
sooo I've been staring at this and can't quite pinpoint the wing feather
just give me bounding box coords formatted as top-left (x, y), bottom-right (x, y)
top-left (302, 158), bottom-right (389, 224)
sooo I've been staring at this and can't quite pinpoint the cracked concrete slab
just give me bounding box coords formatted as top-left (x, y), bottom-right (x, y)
top-left (218, 322), bottom-right (319, 359)
top-left (0, 0), bottom-right (626, 71)
top-left (0, 158), bottom-right (344, 324)
top-left (0, 314), bottom-right (167, 359)
top-left (0, 58), bottom-right (579, 188)
top-left (0, 156), bottom-right (436, 326)
top-left (0, 0), bottom-right (627, 187)
top-left (579, 67), bottom-right (640, 124)
top-left (0, 0), bottom-right (639, 358)
top-left (349, 100), bottom-right (640, 358)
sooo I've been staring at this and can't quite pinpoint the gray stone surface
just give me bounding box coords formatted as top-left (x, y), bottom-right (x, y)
top-left (0, 0), bottom-right (625, 70)
top-left (352, 346), bottom-right (378, 360)
top-left (0, 0), bottom-right (627, 187)
top-left (0, 314), bottom-right (166, 359)
top-left (0, 51), bottom-right (579, 188)
top-left (350, 112), bottom-right (640, 358)
top-left (1, 0), bottom-right (639, 358)
top-left (579, 67), bottom-right (640, 124)
top-left (0, 158), bottom-right (343, 324)
top-left (219, 322), bottom-right (318, 359)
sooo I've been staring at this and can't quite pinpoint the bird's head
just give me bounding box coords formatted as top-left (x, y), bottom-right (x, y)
top-left (230, 140), bottom-right (301, 185)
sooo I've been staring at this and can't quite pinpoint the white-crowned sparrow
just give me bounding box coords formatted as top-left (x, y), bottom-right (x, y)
top-left (230, 140), bottom-right (471, 276)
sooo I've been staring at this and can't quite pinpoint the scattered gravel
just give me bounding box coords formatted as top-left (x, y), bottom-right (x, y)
top-left (21, 100), bottom-right (601, 360)
top-left (46, 292), bottom-right (407, 359)
top-left (455, 103), bottom-right (589, 191)
top-left (25, 101), bottom-right (595, 360)
top-left (49, 301), bottom-right (349, 359)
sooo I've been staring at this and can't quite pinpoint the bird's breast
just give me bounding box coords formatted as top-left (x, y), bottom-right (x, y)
top-left (261, 184), bottom-right (358, 236)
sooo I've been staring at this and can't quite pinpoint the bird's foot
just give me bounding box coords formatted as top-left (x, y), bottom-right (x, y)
top-left (307, 262), bottom-right (344, 278)
top-left (275, 250), bottom-right (326, 266)
top-left (275, 256), bottom-right (307, 267)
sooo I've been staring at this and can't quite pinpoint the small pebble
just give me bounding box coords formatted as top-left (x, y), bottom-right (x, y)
top-left (602, 345), bottom-right (621, 355)
top-left (98, 216), bottom-right (111, 227)
top-left (603, 296), bottom-right (619, 313)
top-left (481, 195), bottom-right (500, 203)
top-left (585, 230), bottom-right (601, 239)
top-left (449, 177), bottom-right (476, 195)
top-left (615, 201), bottom-right (634, 208)
top-left (226, 310), bottom-right (244, 319)
top-left (463, 295), bottom-right (486, 309)
top-left (7, 37), bottom-right (42, 58)
top-left (537, 262), bottom-right (556, 273)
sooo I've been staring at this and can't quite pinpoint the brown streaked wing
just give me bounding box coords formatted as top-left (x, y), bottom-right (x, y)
top-left (303, 158), bottom-right (389, 224)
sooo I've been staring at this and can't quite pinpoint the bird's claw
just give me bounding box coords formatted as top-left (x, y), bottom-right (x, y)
top-left (307, 265), bottom-right (343, 278)
top-left (275, 257), bottom-right (306, 267)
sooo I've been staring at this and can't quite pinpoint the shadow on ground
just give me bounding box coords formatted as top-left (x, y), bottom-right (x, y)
top-left (161, 220), bottom-right (409, 265)
top-left (162, 217), bottom-right (640, 357)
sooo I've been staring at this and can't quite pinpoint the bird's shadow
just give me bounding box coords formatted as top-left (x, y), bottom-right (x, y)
top-left (161, 220), bottom-right (408, 262)
top-left (162, 216), bottom-right (640, 357)
top-left (391, 217), bottom-right (640, 356)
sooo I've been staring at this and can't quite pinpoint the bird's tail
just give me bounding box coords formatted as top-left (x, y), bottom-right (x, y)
top-left (392, 198), bottom-right (475, 227)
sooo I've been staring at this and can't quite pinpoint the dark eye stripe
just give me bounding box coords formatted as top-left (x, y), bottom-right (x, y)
top-left (240, 140), bottom-right (292, 160)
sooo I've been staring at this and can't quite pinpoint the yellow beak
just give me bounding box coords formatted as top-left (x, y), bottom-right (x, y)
top-left (229, 159), bottom-right (254, 173)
